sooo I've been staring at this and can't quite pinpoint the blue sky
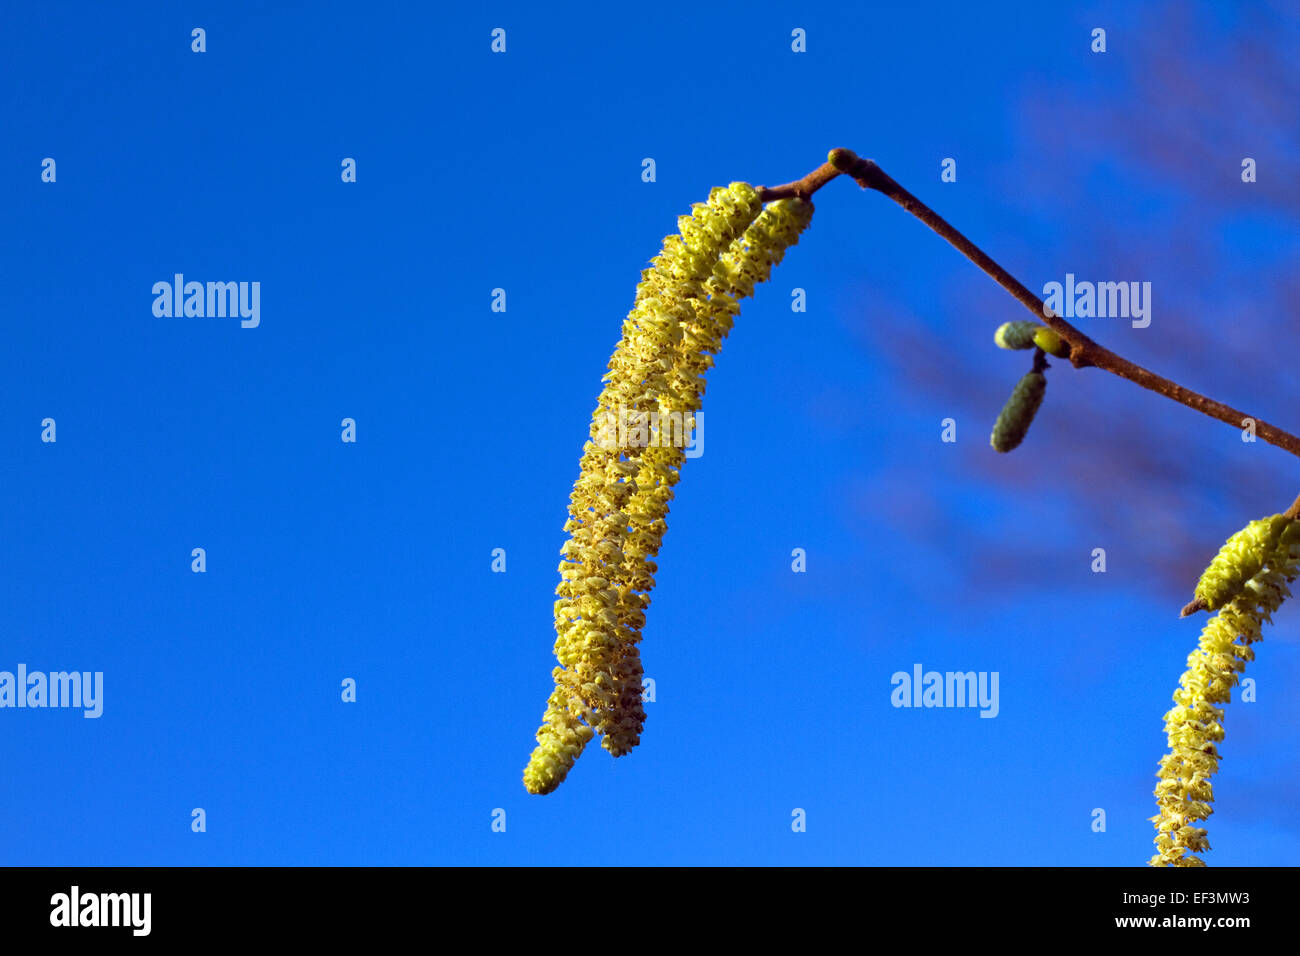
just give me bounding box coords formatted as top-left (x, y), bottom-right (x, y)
top-left (2, 0), bottom-right (1299, 865)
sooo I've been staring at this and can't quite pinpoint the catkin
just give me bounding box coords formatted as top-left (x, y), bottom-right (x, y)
top-left (990, 370), bottom-right (1047, 453)
top-left (523, 187), bottom-right (814, 792)
top-left (602, 198), bottom-right (815, 757)
top-left (1192, 514), bottom-right (1288, 613)
top-left (1151, 518), bottom-right (1300, 865)
top-left (994, 320), bottom-right (1042, 350)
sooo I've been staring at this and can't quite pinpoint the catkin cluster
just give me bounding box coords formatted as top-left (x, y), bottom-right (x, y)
top-left (1150, 515), bottom-right (1300, 866)
top-left (523, 184), bottom-right (815, 795)
top-left (989, 321), bottom-right (1061, 453)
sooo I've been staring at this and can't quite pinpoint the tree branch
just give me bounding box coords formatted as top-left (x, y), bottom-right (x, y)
top-left (766, 147), bottom-right (1300, 620)
top-left (821, 147), bottom-right (1300, 461)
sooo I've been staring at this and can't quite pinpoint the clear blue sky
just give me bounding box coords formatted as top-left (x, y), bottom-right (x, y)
top-left (3, 0), bottom-right (1298, 865)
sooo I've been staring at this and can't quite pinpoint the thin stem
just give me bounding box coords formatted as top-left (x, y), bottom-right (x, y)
top-left (824, 148), bottom-right (1300, 461)
top-left (1286, 490), bottom-right (1300, 521)
top-left (756, 162), bottom-right (842, 202)
top-left (1032, 347), bottom-right (1050, 376)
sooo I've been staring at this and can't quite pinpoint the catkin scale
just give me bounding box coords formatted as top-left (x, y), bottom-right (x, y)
top-left (990, 370), bottom-right (1047, 453)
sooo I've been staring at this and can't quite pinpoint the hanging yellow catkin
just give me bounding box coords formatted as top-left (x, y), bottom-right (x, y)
top-left (523, 187), bottom-right (814, 794)
top-left (1191, 514), bottom-right (1289, 613)
top-left (601, 198), bottom-right (815, 758)
top-left (1150, 517), bottom-right (1300, 865)
top-left (524, 184), bottom-right (762, 796)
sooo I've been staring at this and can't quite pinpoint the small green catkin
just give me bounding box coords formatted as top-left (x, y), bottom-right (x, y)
top-left (994, 321), bottom-right (1042, 350)
top-left (990, 370), bottom-right (1047, 453)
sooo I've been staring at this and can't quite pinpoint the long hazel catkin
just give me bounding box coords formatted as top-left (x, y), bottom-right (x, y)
top-left (1151, 517), bottom-right (1300, 865)
top-left (523, 186), bottom-right (814, 794)
top-left (527, 184), bottom-right (762, 794)
top-left (601, 197), bottom-right (815, 758)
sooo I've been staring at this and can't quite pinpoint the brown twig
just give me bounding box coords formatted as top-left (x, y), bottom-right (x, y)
top-left (823, 148), bottom-right (1300, 460)
top-left (756, 162), bottom-right (842, 202)
top-left (1284, 490), bottom-right (1300, 521)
